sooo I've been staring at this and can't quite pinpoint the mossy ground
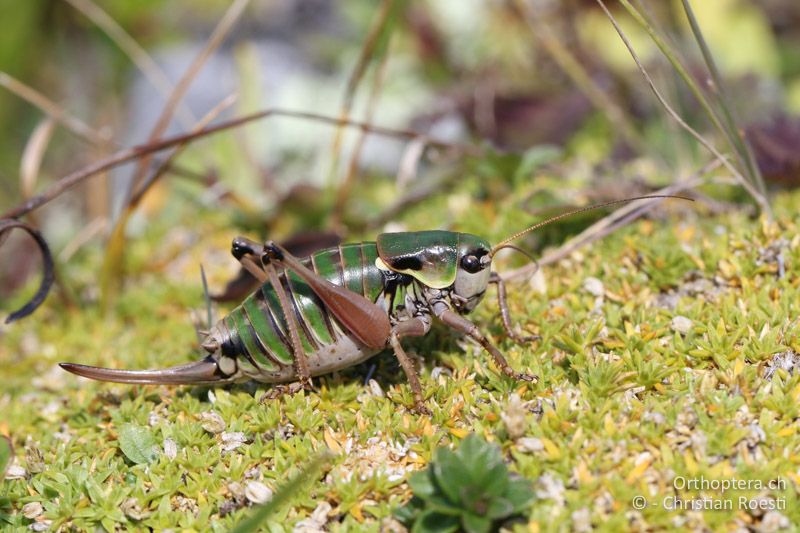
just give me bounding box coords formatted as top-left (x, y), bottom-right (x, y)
top-left (2, 188), bottom-right (800, 532)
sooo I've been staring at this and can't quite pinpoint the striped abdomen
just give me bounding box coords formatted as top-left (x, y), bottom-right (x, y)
top-left (213, 242), bottom-right (390, 382)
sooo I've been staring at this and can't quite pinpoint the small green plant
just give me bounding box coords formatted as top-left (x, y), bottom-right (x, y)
top-left (395, 434), bottom-right (533, 533)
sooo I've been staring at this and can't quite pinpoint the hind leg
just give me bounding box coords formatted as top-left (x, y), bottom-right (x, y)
top-left (231, 236), bottom-right (313, 391)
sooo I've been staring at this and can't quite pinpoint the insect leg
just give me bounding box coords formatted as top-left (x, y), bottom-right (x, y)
top-left (489, 272), bottom-right (540, 344)
top-left (231, 237), bottom-right (313, 388)
top-left (390, 317), bottom-right (432, 415)
top-left (262, 259), bottom-right (312, 388)
top-left (231, 236), bottom-right (264, 259)
top-left (231, 237), bottom-right (268, 283)
top-left (436, 308), bottom-right (538, 383)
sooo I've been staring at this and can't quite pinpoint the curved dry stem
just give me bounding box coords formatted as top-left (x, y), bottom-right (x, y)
top-left (510, 0), bottom-right (644, 153)
top-left (329, 0), bottom-right (400, 188)
top-left (0, 219), bottom-right (55, 323)
top-left (130, 93), bottom-right (239, 206)
top-left (333, 40), bottom-right (393, 225)
top-left (678, 0), bottom-right (767, 203)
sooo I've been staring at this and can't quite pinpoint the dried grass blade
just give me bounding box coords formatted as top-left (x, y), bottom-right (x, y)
top-left (500, 159), bottom-right (722, 282)
top-left (329, 0), bottom-right (400, 188)
top-left (102, 93), bottom-right (238, 308)
top-left (0, 72), bottom-right (110, 146)
top-left (64, 0), bottom-right (196, 128)
top-left (678, 0), bottom-right (767, 200)
top-left (594, 0), bottom-right (769, 213)
top-left (126, 0), bottom-right (251, 200)
top-left (20, 119), bottom-right (55, 200)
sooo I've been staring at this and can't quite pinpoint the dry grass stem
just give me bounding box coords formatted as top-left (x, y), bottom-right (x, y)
top-left (64, 0), bottom-right (196, 129)
top-left (0, 72), bottom-right (111, 146)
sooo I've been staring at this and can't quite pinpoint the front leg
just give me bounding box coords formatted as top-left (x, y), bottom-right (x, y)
top-left (436, 307), bottom-right (537, 383)
top-left (390, 317), bottom-right (432, 415)
top-left (489, 272), bottom-right (540, 344)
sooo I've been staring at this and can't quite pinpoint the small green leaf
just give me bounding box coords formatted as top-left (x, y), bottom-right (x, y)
top-left (456, 435), bottom-right (509, 502)
top-left (118, 424), bottom-right (158, 465)
top-left (505, 478), bottom-right (535, 512)
top-left (0, 436), bottom-right (11, 477)
top-left (413, 510), bottom-right (460, 533)
top-left (84, 476), bottom-right (105, 504)
top-left (401, 434), bottom-right (534, 531)
top-left (423, 494), bottom-right (465, 516)
top-left (456, 434), bottom-right (495, 469)
top-left (408, 471), bottom-right (436, 498)
top-left (468, 458), bottom-right (508, 500)
top-left (486, 496), bottom-right (514, 519)
top-left (461, 512), bottom-right (492, 533)
top-left (431, 448), bottom-right (471, 504)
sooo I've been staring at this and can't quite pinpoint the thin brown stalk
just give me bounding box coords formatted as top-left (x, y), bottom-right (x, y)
top-left (0, 72), bottom-right (111, 146)
top-left (622, 0), bottom-right (753, 193)
top-left (332, 42), bottom-right (392, 225)
top-left (329, 0), bottom-right (399, 188)
top-left (126, 0), bottom-right (251, 200)
top-left (621, 0), bottom-right (731, 146)
top-left (678, 0), bottom-right (767, 201)
top-left (101, 92), bottom-right (239, 307)
top-left (58, 217), bottom-right (108, 262)
top-left (395, 136), bottom-right (429, 190)
top-left (131, 93), bottom-right (238, 206)
top-left (17, 118), bottom-right (78, 310)
top-left (64, 0), bottom-right (196, 129)
top-left (2, 107), bottom-right (476, 221)
top-left (510, 0), bottom-right (644, 153)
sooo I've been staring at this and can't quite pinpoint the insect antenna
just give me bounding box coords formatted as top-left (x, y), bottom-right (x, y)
top-left (490, 195), bottom-right (693, 257)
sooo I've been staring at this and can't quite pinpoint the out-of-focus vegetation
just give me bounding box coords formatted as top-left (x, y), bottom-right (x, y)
top-left (2, 0), bottom-right (800, 531)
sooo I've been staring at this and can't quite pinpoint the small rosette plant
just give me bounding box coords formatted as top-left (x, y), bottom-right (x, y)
top-left (396, 434), bottom-right (534, 533)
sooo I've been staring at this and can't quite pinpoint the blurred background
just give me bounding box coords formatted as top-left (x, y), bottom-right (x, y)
top-left (1, 0), bottom-right (799, 310)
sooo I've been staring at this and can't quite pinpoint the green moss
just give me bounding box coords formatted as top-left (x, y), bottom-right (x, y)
top-left (3, 190), bottom-right (800, 531)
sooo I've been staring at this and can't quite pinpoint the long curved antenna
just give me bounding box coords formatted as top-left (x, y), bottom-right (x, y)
top-left (490, 195), bottom-right (693, 256)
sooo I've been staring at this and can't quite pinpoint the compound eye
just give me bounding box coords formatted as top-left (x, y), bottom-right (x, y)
top-left (460, 254), bottom-right (481, 274)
